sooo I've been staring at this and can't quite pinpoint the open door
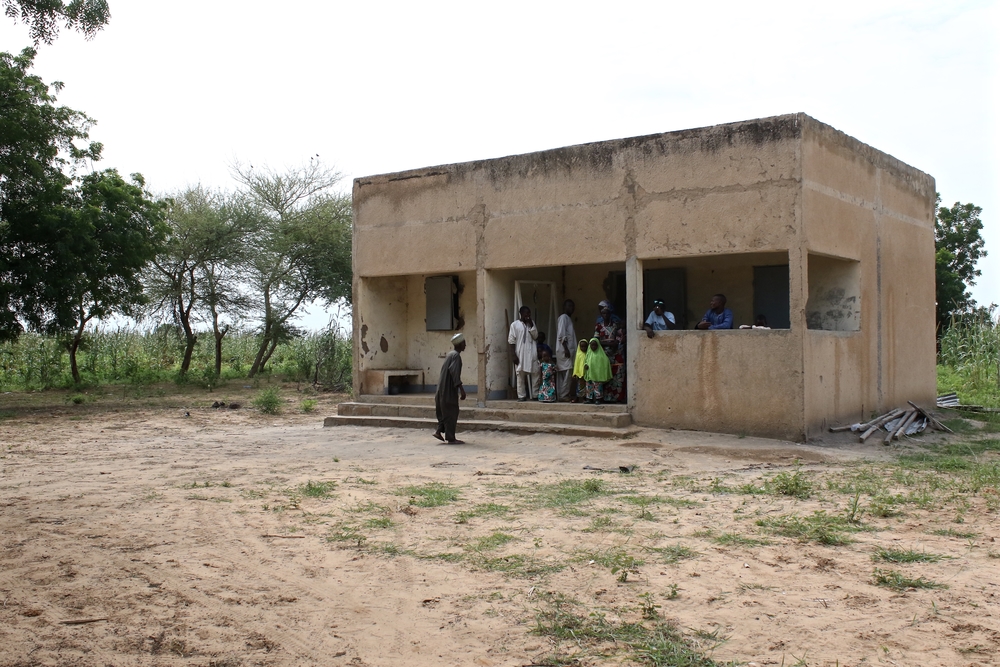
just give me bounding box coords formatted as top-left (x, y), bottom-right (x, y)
top-left (512, 281), bottom-right (559, 390)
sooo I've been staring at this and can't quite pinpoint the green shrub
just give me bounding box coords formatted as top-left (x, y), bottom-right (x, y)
top-left (301, 398), bottom-right (317, 413)
top-left (252, 387), bottom-right (283, 414)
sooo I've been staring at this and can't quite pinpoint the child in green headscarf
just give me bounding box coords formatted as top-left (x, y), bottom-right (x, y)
top-left (583, 337), bottom-right (612, 404)
top-left (571, 338), bottom-right (588, 403)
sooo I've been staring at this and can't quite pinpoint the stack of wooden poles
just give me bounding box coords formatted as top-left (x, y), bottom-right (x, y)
top-left (829, 401), bottom-right (953, 444)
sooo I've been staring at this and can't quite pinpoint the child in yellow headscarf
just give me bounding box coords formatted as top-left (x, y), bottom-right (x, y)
top-left (583, 338), bottom-right (612, 404)
top-left (571, 338), bottom-right (588, 403)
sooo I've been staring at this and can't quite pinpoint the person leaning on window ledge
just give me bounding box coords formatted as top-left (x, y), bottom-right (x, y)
top-left (643, 299), bottom-right (676, 338)
top-left (695, 294), bottom-right (734, 330)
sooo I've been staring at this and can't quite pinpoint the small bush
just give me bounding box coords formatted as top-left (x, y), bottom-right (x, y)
top-left (300, 398), bottom-right (317, 413)
top-left (252, 387), bottom-right (282, 414)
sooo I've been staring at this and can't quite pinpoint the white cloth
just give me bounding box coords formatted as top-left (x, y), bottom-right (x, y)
top-left (507, 320), bottom-right (538, 373)
top-left (557, 368), bottom-right (572, 400)
top-left (516, 370), bottom-right (539, 400)
top-left (555, 313), bottom-right (577, 372)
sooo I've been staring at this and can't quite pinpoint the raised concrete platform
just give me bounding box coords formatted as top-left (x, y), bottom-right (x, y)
top-left (324, 395), bottom-right (633, 438)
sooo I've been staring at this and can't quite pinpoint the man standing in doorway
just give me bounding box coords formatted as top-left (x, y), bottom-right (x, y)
top-left (555, 299), bottom-right (577, 401)
top-left (433, 333), bottom-right (467, 444)
top-left (508, 306), bottom-right (539, 401)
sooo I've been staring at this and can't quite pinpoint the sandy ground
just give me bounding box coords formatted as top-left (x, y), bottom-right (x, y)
top-left (1, 395), bottom-right (998, 667)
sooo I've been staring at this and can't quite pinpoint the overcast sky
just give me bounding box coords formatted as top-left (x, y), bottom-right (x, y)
top-left (3, 0), bottom-right (997, 325)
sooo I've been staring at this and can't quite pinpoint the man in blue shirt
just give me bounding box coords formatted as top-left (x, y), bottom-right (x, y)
top-left (696, 294), bottom-right (734, 330)
top-left (643, 299), bottom-right (676, 337)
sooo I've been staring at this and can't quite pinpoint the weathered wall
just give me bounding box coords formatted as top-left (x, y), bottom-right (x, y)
top-left (800, 117), bottom-right (936, 434)
top-left (631, 330), bottom-right (805, 439)
top-left (354, 276), bottom-right (408, 395)
top-left (806, 254), bottom-right (861, 331)
top-left (403, 272), bottom-right (479, 393)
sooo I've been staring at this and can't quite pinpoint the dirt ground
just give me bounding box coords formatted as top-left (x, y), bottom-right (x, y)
top-left (1, 388), bottom-right (998, 667)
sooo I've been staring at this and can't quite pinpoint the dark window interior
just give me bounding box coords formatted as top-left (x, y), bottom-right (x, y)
top-left (752, 265), bottom-right (790, 329)
top-left (643, 268), bottom-right (688, 330)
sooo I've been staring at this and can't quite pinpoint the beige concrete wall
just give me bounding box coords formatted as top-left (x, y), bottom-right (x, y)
top-left (800, 116), bottom-right (936, 435)
top-left (353, 113), bottom-right (935, 440)
top-left (353, 273), bottom-right (478, 396)
top-left (631, 330), bottom-right (805, 440)
top-left (354, 275), bottom-right (408, 395)
top-left (403, 272), bottom-right (478, 393)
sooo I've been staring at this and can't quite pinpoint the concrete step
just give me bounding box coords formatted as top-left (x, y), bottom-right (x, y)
top-left (338, 402), bottom-right (632, 428)
top-left (323, 414), bottom-right (634, 439)
top-left (354, 395), bottom-right (628, 413)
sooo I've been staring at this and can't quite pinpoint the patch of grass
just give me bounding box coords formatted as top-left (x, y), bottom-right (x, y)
top-left (868, 493), bottom-right (904, 518)
top-left (583, 516), bottom-right (614, 532)
top-left (454, 503), bottom-right (512, 524)
top-left (348, 501), bottom-right (390, 514)
top-left (756, 511), bottom-right (857, 545)
top-left (712, 532), bottom-right (771, 548)
top-left (300, 398), bottom-right (317, 413)
top-left (871, 567), bottom-right (947, 591)
top-left (252, 387), bottom-right (282, 414)
top-left (468, 531), bottom-right (517, 552)
top-left (364, 517), bottom-right (394, 529)
top-left (69, 393), bottom-right (86, 405)
top-left (535, 478), bottom-right (607, 508)
top-left (646, 544), bottom-right (700, 565)
top-left (929, 528), bottom-right (978, 539)
top-left (298, 480), bottom-right (336, 498)
top-left (402, 482), bottom-right (460, 507)
top-left (767, 467), bottom-right (814, 499)
top-left (327, 524), bottom-right (367, 547)
top-left (532, 593), bottom-right (721, 666)
top-left (872, 547), bottom-right (946, 563)
top-left (473, 554), bottom-right (564, 578)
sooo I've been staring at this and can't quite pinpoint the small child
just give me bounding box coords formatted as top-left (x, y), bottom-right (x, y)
top-left (536, 349), bottom-right (557, 403)
top-left (571, 339), bottom-right (589, 403)
top-left (536, 331), bottom-right (554, 360)
top-left (583, 338), bottom-right (612, 404)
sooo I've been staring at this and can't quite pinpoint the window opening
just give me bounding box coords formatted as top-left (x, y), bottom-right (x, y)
top-left (643, 268), bottom-right (687, 330)
top-left (752, 265), bottom-right (790, 329)
top-left (806, 255), bottom-right (860, 331)
top-left (425, 275), bottom-right (458, 331)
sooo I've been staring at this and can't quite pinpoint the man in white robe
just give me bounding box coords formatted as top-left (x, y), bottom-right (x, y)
top-left (555, 299), bottom-right (577, 401)
top-left (507, 306), bottom-right (539, 401)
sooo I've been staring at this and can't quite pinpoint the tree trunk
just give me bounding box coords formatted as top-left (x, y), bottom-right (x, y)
top-left (68, 312), bottom-right (90, 385)
top-left (180, 331), bottom-right (197, 374)
top-left (214, 328), bottom-right (227, 377)
top-left (248, 329), bottom-right (270, 378)
top-left (258, 337), bottom-right (280, 374)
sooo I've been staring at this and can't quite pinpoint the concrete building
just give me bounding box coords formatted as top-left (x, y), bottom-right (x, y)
top-left (348, 113), bottom-right (936, 440)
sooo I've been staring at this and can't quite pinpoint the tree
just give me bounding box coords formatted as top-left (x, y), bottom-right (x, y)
top-left (935, 195), bottom-right (986, 331)
top-left (147, 186), bottom-right (250, 376)
top-left (4, 0), bottom-right (110, 44)
top-left (62, 169), bottom-right (165, 383)
top-left (231, 159), bottom-right (352, 377)
top-left (1, 47), bottom-right (101, 341)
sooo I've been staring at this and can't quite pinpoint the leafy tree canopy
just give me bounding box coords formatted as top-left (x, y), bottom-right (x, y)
top-left (1, 47), bottom-right (163, 351)
top-left (935, 195), bottom-right (986, 330)
top-left (4, 0), bottom-right (110, 44)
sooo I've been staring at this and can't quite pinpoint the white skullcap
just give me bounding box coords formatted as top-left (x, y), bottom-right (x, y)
top-left (451, 333), bottom-right (465, 345)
